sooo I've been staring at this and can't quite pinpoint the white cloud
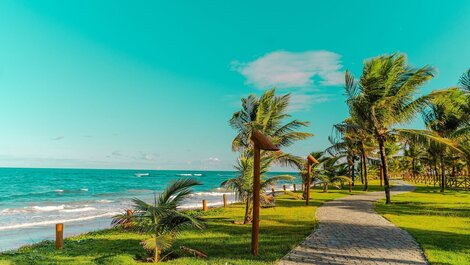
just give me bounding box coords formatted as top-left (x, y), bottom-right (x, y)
top-left (232, 50), bottom-right (344, 89)
top-left (51, 136), bottom-right (64, 141)
top-left (288, 94), bottom-right (331, 112)
top-left (208, 157), bottom-right (221, 162)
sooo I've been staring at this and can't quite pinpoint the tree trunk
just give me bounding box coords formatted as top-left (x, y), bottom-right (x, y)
top-left (440, 153), bottom-right (445, 193)
top-left (243, 197), bottom-right (252, 224)
top-left (378, 137), bottom-right (391, 204)
top-left (154, 245), bottom-right (160, 263)
top-left (360, 144), bottom-right (368, 191)
top-left (360, 158), bottom-right (364, 184)
top-left (351, 161), bottom-right (355, 186)
top-left (411, 158), bottom-right (416, 180)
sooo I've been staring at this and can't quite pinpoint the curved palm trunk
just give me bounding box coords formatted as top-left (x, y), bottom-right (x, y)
top-left (378, 138), bottom-right (391, 204)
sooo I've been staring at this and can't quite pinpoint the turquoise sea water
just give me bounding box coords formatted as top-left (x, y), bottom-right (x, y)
top-left (0, 168), bottom-right (299, 251)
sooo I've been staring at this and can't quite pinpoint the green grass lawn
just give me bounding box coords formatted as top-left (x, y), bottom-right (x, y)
top-left (375, 184), bottom-right (470, 265)
top-left (0, 180), bottom-right (383, 265)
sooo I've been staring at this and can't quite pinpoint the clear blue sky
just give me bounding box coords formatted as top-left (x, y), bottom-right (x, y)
top-left (0, 1), bottom-right (469, 170)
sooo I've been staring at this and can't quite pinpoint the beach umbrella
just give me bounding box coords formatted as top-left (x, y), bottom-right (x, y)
top-left (250, 130), bottom-right (279, 256)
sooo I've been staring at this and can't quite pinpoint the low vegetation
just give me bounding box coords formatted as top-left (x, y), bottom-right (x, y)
top-left (376, 184), bottom-right (470, 265)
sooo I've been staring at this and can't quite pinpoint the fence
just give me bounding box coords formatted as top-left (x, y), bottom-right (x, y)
top-left (402, 174), bottom-right (469, 190)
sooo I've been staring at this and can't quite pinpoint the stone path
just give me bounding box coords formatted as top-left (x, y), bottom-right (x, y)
top-left (280, 181), bottom-right (428, 265)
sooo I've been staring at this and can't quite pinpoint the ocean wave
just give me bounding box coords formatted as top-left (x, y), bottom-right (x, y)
top-left (193, 173), bottom-right (203, 176)
top-left (33, 205), bottom-right (66, 212)
top-left (61, 206), bottom-right (96, 213)
top-left (1, 204), bottom-right (100, 214)
top-left (0, 212), bottom-right (119, 231)
top-left (190, 191), bottom-right (233, 197)
top-left (176, 173), bottom-right (193, 176)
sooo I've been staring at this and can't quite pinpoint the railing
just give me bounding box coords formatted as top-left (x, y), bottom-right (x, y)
top-left (403, 174), bottom-right (470, 190)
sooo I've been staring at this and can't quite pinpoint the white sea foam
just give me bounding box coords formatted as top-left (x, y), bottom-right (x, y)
top-left (32, 205), bottom-right (66, 212)
top-left (80, 188), bottom-right (88, 192)
top-left (97, 199), bottom-right (113, 203)
top-left (54, 189), bottom-right (64, 193)
top-left (193, 173), bottom-right (202, 176)
top-left (176, 173), bottom-right (192, 176)
top-left (61, 207), bottom-right (96, 213)
top-left (0, 212), bottom-right (119, 231)
top-left (190, 191), bottom-right (234, 197)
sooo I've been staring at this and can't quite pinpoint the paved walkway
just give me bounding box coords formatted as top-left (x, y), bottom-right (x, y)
top-left (280, 181), bottom-right (428, 265)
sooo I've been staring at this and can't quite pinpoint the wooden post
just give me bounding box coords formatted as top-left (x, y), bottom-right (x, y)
top-left (272, 188), bottom-right (275, 196)
top-left (306, 163), bottom-right (311, 205)
top-left (251, 145), bottom-right (261, 256)
top-left (301, 183), bottom-right (304, 191)
top-left (250, 130), bottom-right (279, 257)
top-left (348, 181), bottom-right (352, 193)
top-left (283, 185), bottom-right (286, 191)
top-left (202, 200), bottom-right (207, 211)
top-left (55, 223), bottom-right (64, 250)
top-left (223, 194), bottom-right (227, 208)
top-left (293, 184), bottom-right (296, 192)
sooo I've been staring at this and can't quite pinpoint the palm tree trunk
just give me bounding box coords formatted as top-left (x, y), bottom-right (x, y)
top-left (360, 144), bottom-right (368, 191)
top-left (378, 137), bottom-right (391, 204)
top-left (243, 197), bottom-right (252, 224)
top-left (440, 153), bottom-right (445, 193)
top-left (411, 158), bottom-right (416, 180)
top-left (154, 244), bottom-right (160, 263)
top-left (351, 161), bottom-right (355, 186)
top-left (359, 158), bottom-right (364, 184)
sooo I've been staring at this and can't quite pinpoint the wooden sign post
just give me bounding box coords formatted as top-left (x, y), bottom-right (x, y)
top-left (251, 130), bottom-right (279, 256)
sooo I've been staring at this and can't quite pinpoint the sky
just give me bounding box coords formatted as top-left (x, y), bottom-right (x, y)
top-left (0, 0), bottom-right (469, 170)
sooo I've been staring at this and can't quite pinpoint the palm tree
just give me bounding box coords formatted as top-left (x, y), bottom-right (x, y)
top-left (343, 53), bottom-right (456, 203)
top-left (221, 153), bottom-right (294, 224)
top-left (403, 140), bottom-right (426, 179)
top-left (316, 156), bottom-right (351, 192)
top-left (113, 178), bottom-right (205, 263)
top-left (422, 102), bottom-right (466, 191)
top-left (227, 89), bottom-right (312, 221)
top-left (229, 88), bottom-right (312, 169)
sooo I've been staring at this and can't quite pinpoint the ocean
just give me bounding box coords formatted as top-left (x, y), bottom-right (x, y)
top-left (0, 167), bottom-right (299, 251)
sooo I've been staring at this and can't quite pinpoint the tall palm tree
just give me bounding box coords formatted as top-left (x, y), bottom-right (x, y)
top-left (423, 102), bottom-right (466, 191)
top-left (113, 179), bottom-right (205, 263)
top-left (228, 89), bottom-right (312, 220)
top-left (343, 53), bottom-right (455, 203)
top-left (221, 153), bottom-right (294, 224)
top-left (229, 88), bottom-right (312, 169)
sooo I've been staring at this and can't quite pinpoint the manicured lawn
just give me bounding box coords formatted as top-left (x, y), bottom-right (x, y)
top-left (375, 184), bottom-right (470, 265)
top-left (0, 180), bottom-right (383, 265)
